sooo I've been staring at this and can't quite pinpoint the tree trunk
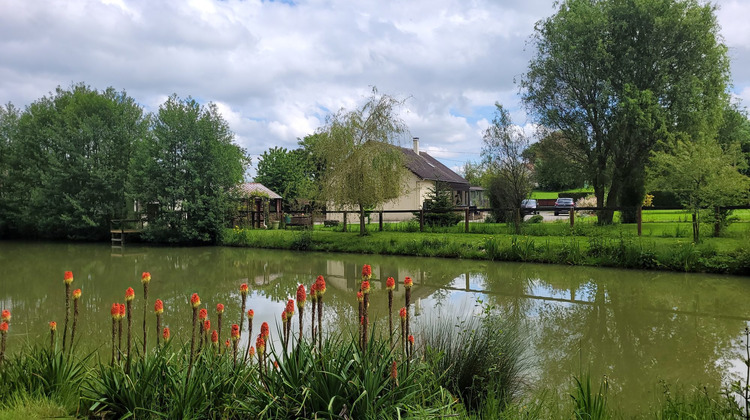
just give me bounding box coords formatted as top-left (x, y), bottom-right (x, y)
top-left (692, 210), bottom-right (700, 243)
top-left (359, 205), bottom-right (366, 236)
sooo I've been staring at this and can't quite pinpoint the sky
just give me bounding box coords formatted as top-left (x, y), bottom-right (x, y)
top-left (1, 0), bottom-right (749, 177)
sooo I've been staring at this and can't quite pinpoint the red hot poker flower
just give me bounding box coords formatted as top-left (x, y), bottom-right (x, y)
top-left (154, 299), bottom-right (164, 314)
top-left (211, 330), bottom-right (218, 344)
top-left (404, 277), bottom-right (413, 288)
top-left (286, 299), bottom-right (295, 316)
top-left (125, 287), bottom-right (135, 301)
top-left (256, 335), bottom-right (266, 353)
top-left (1, 310), bottom-right (10, 322)
top-left (118, 303), bottom-right (126, 319)
top-left (249, 346), bottom-right (256, 358)
top-left (49, 321), bottom-right (57, 331)
top-left (231, 324), bottom-right (240, 341)
top-left (225, 339), bottom-right (231, 348)
top-left (141, 272), bottom-right (151, 284)
top-left (408, 335), bottom-right (415, 345)
top-left (199, 308), bottom-right (208, 321)
top-left (190, 293), bottom-right (201, 308)
top-left (162, 327), bottom-right (170, 341)
top-left (216, 303), bottom-right (224, 314)
top-left (72, 289), bottom-right (82, 300)
top-left (315, 276), bottom-right (326, 296)
top-left (391, 360), bottom-right (398, 380)
top-left (309, 284), bottom-right (317, 302)
top-left (111, 303), bottom-right (119, 319)
top-left (63, 271), bottom-right (74, 285)
top-left (239, 283), bottom-right (249, 296)
top-left (247, 309), bottom-right (254, 319)
top-left (281, 311), bottom-right (287, 322)
top-left (399, 307), bottom-right (407, 320)
top-left (357, 291), bottom-right (363, 302)
top-left (386, 277), bottom-right (395, 290)
top-left (204, 320), bottom-right (211, 332)
top-left (0, 321), bottom-right (8, 333)
top-left (362, 264), bottom-right (372, 280)
top-left (260, 322), bottom-right (269, 340)
top-left (361, 280), bottom-right (371, 294)
top-left (296, 284), bottom-right (306, 308)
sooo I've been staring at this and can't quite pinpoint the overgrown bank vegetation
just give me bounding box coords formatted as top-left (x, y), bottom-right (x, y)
top-left (223, 223), bottom-right (750, 275)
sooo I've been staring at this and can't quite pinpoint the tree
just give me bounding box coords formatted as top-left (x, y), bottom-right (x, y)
top-left (129, 95), bottom-right (249, 244)
top-left (314, 88), bottom-right (409, 236)
top-left (254, 146), bottom-right (314, 210)
top-left (2, 84), bottom-right (147, 239)
top-left (522, 131), bottom-right (587, 191)
top-left (0, 103), bottom-right (20, 235)
top-left (421, 181), bottom-right (462, 227)
top-left (648, 138), bottom-right (750, 243)
top-left (521, 0), bottom-right (730, 224)
top-left (482, 104), bottom-right (534, 233)
top-left (717, 102), bottom-right (750, 176)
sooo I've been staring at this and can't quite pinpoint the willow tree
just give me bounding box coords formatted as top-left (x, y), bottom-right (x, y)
top-left (315, 89), bottom-right (409, 236)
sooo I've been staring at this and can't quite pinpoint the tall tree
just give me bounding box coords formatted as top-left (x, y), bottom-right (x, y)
top-left (314, 88), bottom-right (409, 236)
top-left (521, 0), bottom-right (730, 223)
top-left (0, 103), bottom-right (20, 235)
top-left (2, 84), bottom-right (147, 239)
top-left (522, 131), bottom-right (587, 191)
top-left (254, 146), bottom-right (314, 210)
top-left (482, 104), bottom-right (534, 233)
top-left (129, 95), bottom-right (249, 244)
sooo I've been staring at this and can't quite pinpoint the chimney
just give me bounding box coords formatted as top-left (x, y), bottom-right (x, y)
top-left (413, 137), bottom-right (419, 155)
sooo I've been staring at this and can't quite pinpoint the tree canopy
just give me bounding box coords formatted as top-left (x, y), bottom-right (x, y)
top-left (521, 0), bottom-right (730, 223)
top-left (314, 88), bottom-right (410, 235)
top-left (254, 146), bottom-right (315, 210)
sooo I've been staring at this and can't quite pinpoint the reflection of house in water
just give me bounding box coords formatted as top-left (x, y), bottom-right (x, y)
top-left (251, 272), bottom-right (283, 286)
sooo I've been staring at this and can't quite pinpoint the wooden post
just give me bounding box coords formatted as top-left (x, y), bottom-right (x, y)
top-left (343, 211), bottom-right (347, 232)
top-left (419, 209), bottom-right (424, 232)
top-left (637, 206), bottom-right (642, 237)
top-left (256, 200), bottom-right (262, 228)
top-left (379, 211), bottom-right (383, 231)
top-left (569, 207), bottom-right (574, 227)
top-left (465, 207), bottom-right (470, 233)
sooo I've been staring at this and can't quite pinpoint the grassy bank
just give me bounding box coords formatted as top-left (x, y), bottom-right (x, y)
top-left (222, 224), bottom-right (750, 275)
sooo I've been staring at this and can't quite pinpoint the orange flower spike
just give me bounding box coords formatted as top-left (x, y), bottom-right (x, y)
top-left (111, 303), bottom-right (119, 319)
top-left (49, 321), bottom-right (57, 331)
top-left (211, 330), bottom-right (219, 344)
top-left (357, 291), bottom-right (363, 302)
top-left (63, 271), bottom-right (74, 285)
top-left (199, 308), bottom-right (208, 321)
top-left (309, 284), bottom-right (317, 302)
top-left (286, 299), bottom-right (295, 316)
top-left (391, 360), bottom-right (398, 380)
top-left (386, 277), bottom-right (395, 290)
top-left (1, 310), bottom-right (10, 322)
top-left (225, 339), bottom-right (231, 348)
top-left (239, 283), bottom-right (249, 296)
top-left (261, 322), bottom-right (269, 340)
top-left (296, 284), bottom-right (306, 308)
top-left (249, 346), bottom-right (256, 358)
top-left (204, 320), bottom-right (211, 332)
top-left (72, 289), bottom-right (82, 300)
top-left (408, 335), bottom-right (415, 345)
top-left (315, 276), bottom-right (326, 296)
top-left (256, 335), bottom-right (266, 353)
top-left (362, 264), bottom-right (372, 280)
top-left (0, 322), bottom-right (8, 334)
top-left (118, 303), bottom-right (126, 319)
top-left (281, 310), bottom-right (287, 323)
top-left (216, 303), bottom-right (224, 314)
top-left (361, 280), bottom-right (371, 294)
top-left (231, 324), bottom-right (240, 341)
top-left (154, 299), bottom-right (164, 314)
top-left (190, 293), bottom-right (201, 308)
top-left (399, 307), bottom-right (407, 320)
top-left (247, 309), bottom-right (254, 319)
top-left (125, 287), bottom-right (135, 302)
top-left (162, 327), bottom-right (170, 341)
top-left (141, 272), bottom-right (151, 284)
top-left (404, 276), bottom-right (413, 289)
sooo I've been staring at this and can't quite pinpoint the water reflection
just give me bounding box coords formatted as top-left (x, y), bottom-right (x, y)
top-left (1, 241), bottom-right (749, 415)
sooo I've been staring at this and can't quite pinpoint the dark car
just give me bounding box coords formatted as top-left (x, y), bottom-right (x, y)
top-left (554, 197), bottom-right (575, 215)
top-left (521, 199), bottom-right (538, 215)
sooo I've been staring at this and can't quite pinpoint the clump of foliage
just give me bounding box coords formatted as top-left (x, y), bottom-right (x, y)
top-left (421, 181), bottom-right (462, 227)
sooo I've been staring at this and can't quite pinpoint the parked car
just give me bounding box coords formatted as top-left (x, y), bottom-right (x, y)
top-left (521, 199), bottom-right (538, 215)
top-left (554, 197), bottom-right (575, 215)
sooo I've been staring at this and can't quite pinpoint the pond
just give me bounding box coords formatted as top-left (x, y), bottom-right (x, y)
top-left (1, 241), bottom-right (749, 415)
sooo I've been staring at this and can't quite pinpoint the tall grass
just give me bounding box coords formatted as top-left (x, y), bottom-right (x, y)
top-left (418, 308), bottom-right (529, 414)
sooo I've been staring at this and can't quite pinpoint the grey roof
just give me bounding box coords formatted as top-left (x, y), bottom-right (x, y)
top-left (239, 182), bottom-right (282, 199)
top-left (400, 147), bottom-right (470, 191)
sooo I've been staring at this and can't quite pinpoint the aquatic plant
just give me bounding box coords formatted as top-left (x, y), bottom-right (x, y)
top-left (141, 272), bottom-right (151, 354)
top-left (62, 271), bottom-right (73, 352)
top-left (154, 299), bottom-right (164, 348)
top-left (70, 289), bottom-right (81, 353)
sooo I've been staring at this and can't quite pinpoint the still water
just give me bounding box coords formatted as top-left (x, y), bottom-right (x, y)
top-left (1, 241), bottom-right (749, 413)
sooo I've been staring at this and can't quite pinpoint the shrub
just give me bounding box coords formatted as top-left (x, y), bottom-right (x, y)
top-left (526, 214), bottom-right (543, 224)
